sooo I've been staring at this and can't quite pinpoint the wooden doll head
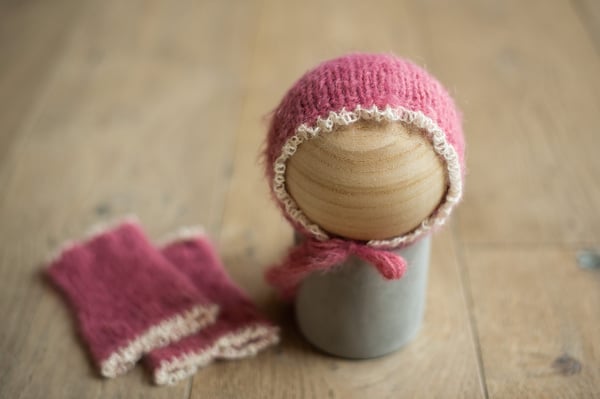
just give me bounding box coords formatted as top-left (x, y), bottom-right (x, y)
top-left (286, 121), bottom-right (447, 241)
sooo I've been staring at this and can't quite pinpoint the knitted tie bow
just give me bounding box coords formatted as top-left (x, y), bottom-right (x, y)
top-left (265, 238), bottom-right (407, 299)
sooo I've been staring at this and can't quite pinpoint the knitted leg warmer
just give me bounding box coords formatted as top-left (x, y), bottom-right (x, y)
top-left (145, 229), bottom-right (279, 385)
top-left (46, 220), bottom-right (218, 378)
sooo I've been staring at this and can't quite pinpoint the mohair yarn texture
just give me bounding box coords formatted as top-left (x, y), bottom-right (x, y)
top-left (145, 232), bottom-right (280, 385)
top-left (266, 237), bottom-right (407, 300)
top-left (46, 221), bottom-right (218, 378)
top-left (264, 53), bottom-right (465, 298)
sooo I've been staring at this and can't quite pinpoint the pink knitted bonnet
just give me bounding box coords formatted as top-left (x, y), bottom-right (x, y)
top-left (264, 53), bottom-right (465, 297)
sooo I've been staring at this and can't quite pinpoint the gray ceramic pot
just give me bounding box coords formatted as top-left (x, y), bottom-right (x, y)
top-left (295, 236), bottom-right (431, 359)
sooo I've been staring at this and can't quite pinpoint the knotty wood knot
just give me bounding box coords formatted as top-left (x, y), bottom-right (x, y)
top-left (552, 353), bottom-right (582, 376)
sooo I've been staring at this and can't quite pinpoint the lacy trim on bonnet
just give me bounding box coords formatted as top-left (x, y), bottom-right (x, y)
top-left (272, 105), bottom-right (462, 249)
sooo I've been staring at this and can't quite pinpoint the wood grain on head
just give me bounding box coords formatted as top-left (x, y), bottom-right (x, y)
top-left (286, 121), bottom-right (447, 241)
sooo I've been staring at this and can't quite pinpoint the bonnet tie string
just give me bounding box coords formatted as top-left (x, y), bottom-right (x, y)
top-left (265, 238), bottom-right (407, 299)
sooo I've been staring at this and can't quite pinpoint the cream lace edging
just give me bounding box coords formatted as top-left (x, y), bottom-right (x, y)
top-left (45, 215), bottom-right (141, 265)
top-left (100, 303), bottom-right (218, 378)
top-left (271, 105), bottom-right (463, 249)
top-left (157, 225), bottom-right (207, 246)
top-left (154, 323), bottom-right (280, 385)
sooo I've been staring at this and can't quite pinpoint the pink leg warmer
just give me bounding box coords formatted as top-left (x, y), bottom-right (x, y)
top-left (145, 230), bottom-right (280, 385)
top-left (46, 220), bottom-right (218, 378)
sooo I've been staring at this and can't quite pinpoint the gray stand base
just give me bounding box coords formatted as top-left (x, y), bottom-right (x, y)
top-left (295, 236), bottom-right (431, 359)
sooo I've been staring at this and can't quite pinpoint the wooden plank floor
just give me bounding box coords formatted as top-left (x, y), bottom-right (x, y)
top-left (1, 0), bottom-right (598, 398)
